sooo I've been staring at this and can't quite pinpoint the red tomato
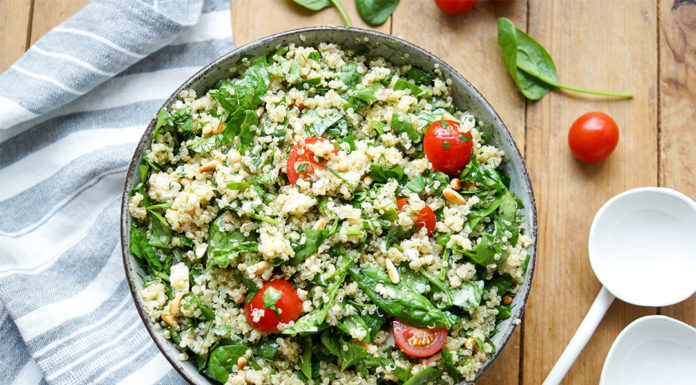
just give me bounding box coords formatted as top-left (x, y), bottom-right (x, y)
top-left (392, 319), bottom-right (447, 357)
top-left (423, 119), bottom-right (474, 175)
top-left (244, 279), bottom-right (303, 333)
top-left (286, 137), bottom-right (337, 184)
top-left (568, 112), bottom-right (619, 162)
top-left (397, 198), bottom-right (437, 236)
top-left (434, 0), bottom-right (477, 15)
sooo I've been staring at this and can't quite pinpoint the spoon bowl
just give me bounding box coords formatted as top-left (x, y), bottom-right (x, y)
top-left (600, 315), bottom-right (696, 385)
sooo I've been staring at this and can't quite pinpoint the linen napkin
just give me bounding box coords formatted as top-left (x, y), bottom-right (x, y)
top-left (0, 0), bottom-right (234, 383)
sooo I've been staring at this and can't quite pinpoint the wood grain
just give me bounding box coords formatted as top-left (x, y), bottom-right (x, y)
top-left (393, 2), bottom-right (529, 384)
top-left (0, 0), bottom-right (33, 72)
top-left (29, 0), bottom-right (88, 45)
top-left (658, 0), bottom-right (696, 324)
top-left (231, 0), bottom-right (389, 46)
top-left (523, 1), bottom-right (659, 384)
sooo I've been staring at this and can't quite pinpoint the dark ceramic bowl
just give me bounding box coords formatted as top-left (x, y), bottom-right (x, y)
top-left (121, 26), bottom-right (537, 385)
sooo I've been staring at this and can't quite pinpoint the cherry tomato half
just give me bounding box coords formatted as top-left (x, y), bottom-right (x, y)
top-left (397, 198), bottom-right (436, 236)
top-left (434, 0), bottom-right (477, 15)
top-left (286, 137), bottom-right (338, 185)
top-left (244, 279), bottom-right (303, 333)
top-left (568, 112), bottom-right (619, 163)
top-left (393, 319), bottom-right (447, 357)
top-left (423, 119), bottom-right (474, 175)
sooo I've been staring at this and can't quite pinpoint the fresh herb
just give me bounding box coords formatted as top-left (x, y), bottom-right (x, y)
top-left (403, 367), bottom-right (443, 385)
top-left (348, 265), bottom-right (450, 329)
top-left (226, 181), bottom-right (252, 190)
top-left (497, 304), bottom-right (514, 320)
top-left (189, 136), bottom-right (216, 154)
top-left (385, 226), bottom-right (410, 249)
top-left (442, 141), bottom-right (450, 150)
top-left (207, 214), bottom-right (258, 268)
top-left (207, 342), bottom-right (248, 383)
top-left (407, 67), bottom-right (433, 85)
top-left (391, 110), bottom-right (420, 141)
top-left (355, 0), bottom-right (399, 26)
top-left (369, 164), bottom-right (404, 183)
top-left (404, 175), bottom-right (426, 194)
top-left (263, 286), bottom-right (283, 319)
top-left (303, 110), bottom-right (343, 137)
top-left (211, 56), bottom-right (269, 115)
top-left (460, 133), bottom-right (471, 142)
top-left (290, 221), bottom-right (340, 265)
top-left (292, 0), bottom-right (352, 27)
top-left (497, 17), bottom-right (633, 100)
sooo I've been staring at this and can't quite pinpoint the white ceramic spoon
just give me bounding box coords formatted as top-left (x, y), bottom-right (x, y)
top-left (543, 187), bottom-right (696, 385)
top-left (599, 315), bottom-right (696, 385)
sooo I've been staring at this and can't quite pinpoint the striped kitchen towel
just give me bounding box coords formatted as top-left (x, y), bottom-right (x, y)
top-left (0, 0), bottom-right (234, 384)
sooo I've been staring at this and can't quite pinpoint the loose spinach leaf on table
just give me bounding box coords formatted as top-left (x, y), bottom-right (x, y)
top-left (355, 0), bottom-right (399, 26)
top-left (348, 265), bottom-right (450, 329)
top-left (497, 17), bottom-right (632, 100)
top-left (206, 343), bottom-right (248, 384)
top-left (292, 0), bottom-right (352, 27)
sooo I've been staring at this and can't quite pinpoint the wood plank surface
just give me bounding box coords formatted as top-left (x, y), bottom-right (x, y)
top-left (523, 1), bottom-right (659, 384)
top-left (29, 0), bottom-right (88, 45)
top-left (392, 2), bottom-right (528, 384)
top-left (231, 0), bottom-right (389, 46)
top-left (658, 0), bottom-right (696, 325)
top-left (0, 0), bottom-right (33, 72)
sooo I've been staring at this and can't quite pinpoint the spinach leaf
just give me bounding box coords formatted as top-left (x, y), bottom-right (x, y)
top-left (497, 304), bottom-right (514, 320)
top-left (369, 164), bottom-right (404, 183)
top-left (300, 337), bottom-right (313, 379)
top-left (455, 233), bottom-right (500, 267)
top-left (233, 273), bottom-right (260, 303)
top-left (320, 330), bottom-right (342, 356)
top-left (337, 315), bottom-right (370, 343)
top-left (186, 292), bottom-right (215, 321)
top-left (416, 108), bottom-right (451, 130)
top-left (210, 56), bottom-right (269, 114)
top-left (256, 339), bottom-right (279, 361)
top-left (404, 175), bottom-right (425, 193)
top-left (130, 223), bottom-right (162, 271)
top-left (340, 62), bottom-right (360, 87)
top-left (226, 181), bottom-right (252, 190)
top-left (385, 226), bottom-right (411, 249)
top-left (426, 171), bottom-right (450, 195)
top-left (189, 136), bottom-right (216, 154)
top-left (355, 0), bottom-right (399, 26)
top-left (287, 59), bottom-right (301, 84)
top-left (394, 78), bottom-right (430, 98)
top-left (399, 267), bottom-right (430, 294)
top-left (292, 0), bottom-right (352, 27)
top-left (303, 110), bottom-right (343, 137)
top-left (348, 266), bottom-right (450, 329)
top-left (361, 311), bottom-right (386, 341)
top-left (497, 17), bottom-right (632, 100)
top-left (450, 280), bottom-right (484, 310)
top-left (407, 67), bottom-right (434, 86)
top-left (283, 257), bottom-right (353, 335)
top-left (207, 343), bottom-right (248, 384)
top-left (152, 108), bottom-right (170, 139)
top-left (487, 274), bottom-right (514, 296)
top-left (207, 214), bottom-right (258, 268)
top-left (441, 349), bottom-right (464, 382)
top-left (391, 110), bottom-right (419, 141)
top-left (290, 222), bottom-right (339, 265)
top-left (147, 210), bottom-right (171, 248)
top-left (403, 367), bottom-right (442, 385)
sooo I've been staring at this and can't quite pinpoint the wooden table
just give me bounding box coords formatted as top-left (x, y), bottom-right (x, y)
top-left (1, 0), bottom-right (694, 384)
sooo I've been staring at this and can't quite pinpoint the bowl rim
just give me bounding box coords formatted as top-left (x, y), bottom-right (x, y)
top-left (120, 25), bottom-right (537, 385)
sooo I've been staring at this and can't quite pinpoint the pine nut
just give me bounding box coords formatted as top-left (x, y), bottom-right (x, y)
top-left (228, 149), bottom-right (242, 164)
top-left (169, 297), bottom-right (181, 317)
top-left (162, 314), bottom-right (178, 328)
top-left (450, 178), bottom-right (462, 190)
top-left (211, 121), bottom-right (225, 135)
top-left (251, 260), bottom-right (272, 276)
top-left (385, 259), bottom-right (399, 284)
top-left (237, 356), bottom-right (247, 370)
top-left (313, 218), bottom-right (326, 230)
top-left (443, 188), bottom-right (467, 205)
top-left (198, 160), bottom-right (219, 173)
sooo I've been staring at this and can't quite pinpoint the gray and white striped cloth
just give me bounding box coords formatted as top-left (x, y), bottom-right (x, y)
top-left (0, 0), bottom-right (234, 383)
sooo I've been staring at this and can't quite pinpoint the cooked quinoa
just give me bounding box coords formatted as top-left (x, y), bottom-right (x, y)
top-left (128, 42), bottom-right (532, 385)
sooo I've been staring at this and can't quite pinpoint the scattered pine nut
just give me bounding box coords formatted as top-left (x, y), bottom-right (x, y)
top-left (443, 187), bottom-right (467, 205)
top-left (385, 259), bottom-right (399, 284)
top-left (228, 149), bottom-right (242, 164)
top-left (162, 314), bottom-right (178, 328)
top-left (237, 356), bottom-right (247, 370)
top-left (198, 160), bottom-right (219, 173)
top-left (169, 297), bottom-right (181, 317)
top-left (251, 260), bottom-right (272, 276)
top-left (450, 178), bottom-right (462, 190)
top-left (211, 121), bottom-right (225, 135)
top-left (313, 218), bottom-right (326, 230)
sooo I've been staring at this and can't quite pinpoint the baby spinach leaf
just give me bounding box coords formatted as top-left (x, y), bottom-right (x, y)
top-left (399, 267), bottom-right (430, 294)
top-left (207, 343), bottom-right (248, 384)
top-left (407, 67), bottom-right (434, 86)
top-left (300, 337), bottom-right (313, 378)
top-left (456, 233), bottom-right (501, 267)
top-left (130, 223), bottom-right (162, 271)
top-left (186, 292), bottom-right (216, 321)
top-left (404, 175), bottom-right (426, 193)
top-left (355, 0), bottom-right (399, 26)
top-left (341, 62), bottom-right (360, 87)
top-left (303, 110), bottom-right (343, 137)
top-left (369, 164), bottom-right (404, 183)
top-left (189, 136), bottom-right (216, 154)
top-left (293, 0), bottom-right (331, 10)
top-left (232, 273), bottom-right (260, 303)
top-left (450, 280), bottom-right (484, 310)
top-left (152, 108), bottom-right (171, 139)
top-left (361, 311), bottom-right (386, 341)
top-left (147, 210), bottom-right (171, 248)
top-left (497, 304), bottom-right (514, 321)
top-left (497, 17), bottom-right (632, 100)
top-left (287, 59), bottom-right (301, 84)
top-left (290, 221), bottom-right (340, 265)
top-left (391, 110), bottom-right (419, 141)
top-left (385, 226), bottom-right (410, 249)
top-left (441, 349), bottom-right (464, 382)
top-left (403, 367), bottom-right (443, 385)
top-left (320, 330), bottom-right (342, 356)
top-left (208, 214), bottom-right (258, 268)
top-left (348, 266), bottom-right (449, 329)
top-left (394, 78), bottom-right (429, 98)
top-left (337, 314), bottom-right (370, 343)
top-left (256, 339), bottom-right (279, 361)
top-left (210, 56), bottom-right (269, 114)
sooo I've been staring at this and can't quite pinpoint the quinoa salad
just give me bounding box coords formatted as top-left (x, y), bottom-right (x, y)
top-left (128, 41), bottom-right (532, 385)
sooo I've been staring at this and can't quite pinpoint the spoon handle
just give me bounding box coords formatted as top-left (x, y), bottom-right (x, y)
top-left (542, 286), bottom-right (615, 385)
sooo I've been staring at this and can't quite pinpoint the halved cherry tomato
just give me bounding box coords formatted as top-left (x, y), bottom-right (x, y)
top-left (244, 279), bottom-right (303, 333)
top-left (397, 198), bottom-right (436, 236)
top-left (286, 137), bottom-right (337, 185)
top-left (568, 112), bottom-right (619, 163)
top-left (434, 0), bottom-right (477, 15)
top-left (423, 119), bottom-right (474, 175)
top-left (392, 319), bottom-right (447, 357)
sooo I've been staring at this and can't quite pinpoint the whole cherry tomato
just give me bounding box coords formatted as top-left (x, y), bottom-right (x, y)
top-left (568, 112), bottom-right (619, 162)
top-left (392, 319), bottom-right (447, 357)
top-left (396, 198), bottom-right (437, 236)
top-left (286, 137), bottom-right (337, 184)
top-left (423, 119), bottom-right (474, 175)
top-left (244, 279), bottom-right (303, 333)
top-left (434, 0), bottom-right (477, 15)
